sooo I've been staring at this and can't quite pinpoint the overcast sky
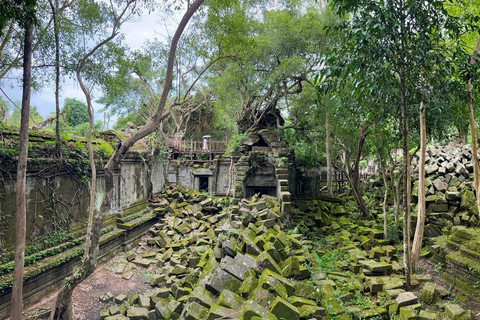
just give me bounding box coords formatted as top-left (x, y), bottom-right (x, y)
top-left (0, 5), bottom-right (179, 125)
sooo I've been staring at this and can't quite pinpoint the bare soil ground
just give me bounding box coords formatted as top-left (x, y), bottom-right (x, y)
top-left (23, 246), bottom-right (153, 320)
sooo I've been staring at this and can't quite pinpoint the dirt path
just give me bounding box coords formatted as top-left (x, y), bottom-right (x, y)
top-left (24, 247), bottom-right (153, 320)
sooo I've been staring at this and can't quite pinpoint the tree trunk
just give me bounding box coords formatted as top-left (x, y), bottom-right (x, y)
top-left (50, 0), bottom-right (61, 158)
top-left (401, 85), bottom-right (412, 289)
top-left (10, 19), bottom-right (34, 320)
top-left (393, 170), bottom-right (403, 230)
top-left (351, 122), bottom-right (370, 217)
top-left (467, 36), bottom-right (480, 222)
top-left (79, 74), bottom-right (96, 264)
top-left (326, 113), bottom-right (332, 195)
top-left (378, 155), bottom-right (388, 240)
top-left (411, 101), bottom-right (426, 271)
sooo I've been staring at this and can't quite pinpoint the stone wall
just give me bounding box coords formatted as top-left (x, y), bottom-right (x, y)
top-left (0, 152), bottom-right (167, 248)
top-left (165, 158), bottom-right (231, 196)
top-left (0, 203), bottom-right (156, 319)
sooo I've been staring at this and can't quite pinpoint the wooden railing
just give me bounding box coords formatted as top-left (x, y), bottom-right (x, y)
top-left (166, 136), bottom-right (227, 161)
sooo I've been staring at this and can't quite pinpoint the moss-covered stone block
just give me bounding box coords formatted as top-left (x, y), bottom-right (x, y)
top-left (126, 306), bottom-right (149, 320)
top-left (218, 289), bottom-right (244, 309)
top-left (269, 297), bottom-right (300, 320)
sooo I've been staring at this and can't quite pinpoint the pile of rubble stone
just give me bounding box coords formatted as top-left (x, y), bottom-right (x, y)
top-left (369, 143), bottom-right (480, 237)
top-left (98, 186), bottom-right (474, 320)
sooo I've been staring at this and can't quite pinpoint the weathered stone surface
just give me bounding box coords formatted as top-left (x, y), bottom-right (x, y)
top-left (420, 282), bottom-right (436, 304)
top-left (99, 292), bottom-right (114, 303)
top-left (433, 178), bottom-right (447, 192)
top-left (360, 260), bottom-right (392, 273)
top-left (104, 315), bottom-right (129, 320)
top-left (220, 255), bottom-right (250, 281)
top-left (294, 282), bottom-right (322, 300)
top-left (445, 303), bottom-right (470, 320)
top-left (207, 304), bottom-right (237, 320)
top-left (425, 164), bottom-right (439, 175)
top-left (183, 301), bottom-right (209, 320)
top-left (114, 294), bottom-right (127, 304)
top-left (396, 292), bottom-right (418, 308)
top-left (269, 297), bottom-right (299, 320)
top-left (367, 277), bottom-right (384, 293)
top-left (419, 310), bottom-right (438, 320)
top-left (155, 300), bottom-right (173, 320)
top-left (126, 306), bottom-right (149, 320)
top-left (218, 289), bottom-right (244, 309)
top-left (189, 286), bottom-right (217, 309)
top-left (239, 274), bottom-right (258, 297)
top-left (259, 269), bottom-right (295, 296)
top-left (256, 251), bottom-right (283, 274)
top-left (241, 300), bottom-right (273, 320)
top-left (249, 287), bottom-right (276, 307)
top-left (205, 267), bottom-right (242, 295)
top-left (133, 259), bottom-right (151, 268)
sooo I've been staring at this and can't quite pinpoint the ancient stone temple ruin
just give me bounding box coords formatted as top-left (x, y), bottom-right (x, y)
top-left (166, 129), bottom-right (295, 223)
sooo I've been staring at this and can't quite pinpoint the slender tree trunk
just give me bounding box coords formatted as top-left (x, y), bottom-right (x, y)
top-left (11, 20), bottom-right (34, 320)
top-left (351, 122), bottom-right (370, 217)
top-left (379, 156), bottom-right (388, 240)
top-left (326, 113), bottom-right (332, 195)
top-left (80, 77), bottom-right (96, 264)
top-left (467, 36), bottom-right (480, 222)
top-left (382, 166), bottom-right (388, 239)
top-left (401, 87), bottom-right (412, 289)
top-left (50, 0), bottom-right (61, 158)
top-left (411, 101), bottom-right (426, 271)
top-left (393, 170), bottom-right (403, 230)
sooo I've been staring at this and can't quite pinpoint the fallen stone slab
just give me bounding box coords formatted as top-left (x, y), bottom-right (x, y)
top-left (396, 292), bottom-right (418, 308)
top-left (444, 303), bottom-right (471, 320)
top-left (269, 296), bottom-right (300, 320)
top-left (205, 267), bottom-right (242, 295)
top-left (126, 306), bottom-right (149, 320)
top-left (218, 289), bottom-right (244, 309)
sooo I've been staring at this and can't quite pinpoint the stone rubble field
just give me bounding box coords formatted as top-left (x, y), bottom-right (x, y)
top-left (97, 185), bottom-right (476, 320)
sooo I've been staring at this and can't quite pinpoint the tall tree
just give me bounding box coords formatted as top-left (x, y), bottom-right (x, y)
top-left (328, 0), bottom-right (463, 285)
top-left (467, 36), bottom-right (480, 222)
top-left (4, 0), bottom-right (37, 318)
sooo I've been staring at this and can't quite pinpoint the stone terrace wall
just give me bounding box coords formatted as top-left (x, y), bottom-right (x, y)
top-left (0, 152), bottom-right (167, 247)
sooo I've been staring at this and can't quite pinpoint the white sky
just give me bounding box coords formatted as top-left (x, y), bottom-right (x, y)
top-left (0, 5), bottom-right (178, 124)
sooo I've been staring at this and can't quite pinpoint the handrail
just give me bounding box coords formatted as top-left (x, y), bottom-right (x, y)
top-left (166, 136), bottom-right (227, 154)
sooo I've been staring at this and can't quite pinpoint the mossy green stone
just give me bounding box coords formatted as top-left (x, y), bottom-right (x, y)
top-left (155, 300), bottom-right (173, 320)
top-left (239, 274), bottom-right (258, 297)
top-left (189, 286), bottom-right (217, 308)
top-left (218, 289), bottom-right (244, 309)
top-left (249, 287), bottom-right (276, 307)
top-left (420, 282), bottom-right (436, 304)
top-left (104, 315), bottom-right (129, 320)
top-left (126, 306), bottom-right (149, 320)
top-left (298, 304), bottom-right (319, 318)
top-left (289, 296), bottom-right (317, 308)
top-left (184, 301), bottom-right (209, 320)
top-left (269, 297), bottom-right (299, 320)
top-left (419, 310), bottom-right (438, 320)
top-left (445, 303), bottom-right (470, 320)
top-left (294, 282), bottom-right (322, 300)
top-left (207, 304), bottom-right (238, 320)
top-left (241, 300), bottom-right (273, 320)
top-left (259, 268), bottom-right (295, 296)
top-left (280, 256), bottom-right (300, 277)
top-left (257, 251), bottom-right (283, 275)
top-left (100, 309), bottom-right (109, 320)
